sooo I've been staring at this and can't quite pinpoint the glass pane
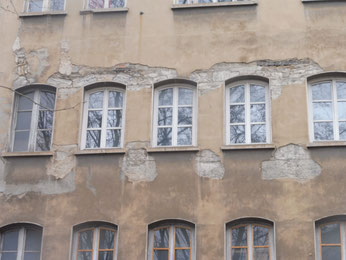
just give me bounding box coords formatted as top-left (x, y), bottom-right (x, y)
top-left (322, 246), bottom-right (341, 260)
top-left (50, 0), bottom-right (64, 10)
top-left (178, 88), bottom-right (193, 105)
top-left (314, 122), bottom-right (334, 141)
top-left (178, 127), bottom-right (192, 146)
top-left (1, 253), bottom-right (17, 260)
top-left (16, 111), bottom-right (32, 130)
top-left (88, 92), bottom-right (104, 108)
top-left (312, 82), bottom-right (332, 100)
top-left (178, 107), bottom-right (192, 125)
top-left (337, 81), bottom-right (346, 99)
top-left (78, 230), bottom-right (94, 250)
top-left (98, 251), bottom-right (113, 260)
top-left (338, 102), bottom-right (346, 120)
top-left (38, 111), bottom-right (53, 129)
top-left (254, 247), bottom-right (269, 260)
top-left (88, 111), bottom-right (103, 128)
top-left (107, 110), bottom-right (122, 127)
top-left (78, 252), bottom-right (92, 260)
top-left (106, 129), bottom-right (121, 147)
top-left (154, 228), bottom-right (169, 248)
top-left (159, 89), bottom-right (173, 106)
top-left (40, 91), bottom-right (55, 109)
top-left (231, 248), bottom-right (247, 260)
top-left (230, 105), bottom-right (245, 123)
top-left (108, 91), bottom-right (123, 108)
top-left (25, 228), bottom-right (42, 251)
top-left (99, 229), bottom-right (115, 249)
top-left (158, 108), bottom-right (172, 126)
top-left (321, 223), bottom-right (340, 244)
top-left (175, 228), bottom-right (190, 247)
top-left (313, 102), bottom-right (333, 121)
top-left (251, 104), bottom-right (266, 123)
top-left (250, 85), bottom-right (265, 102)
top-left (230, 125), bottom-right (245, 144)
top-left (340, 122), bottom-right (346, 140)
top-left (110, 0), bottom-right (125, 7)
top-left (251, 124), bottom-right (266, 143)
top-left (13, 131), bottom-right (30, 152)
top-left (36, 130), bottom-right (52, 151)
top-left (89, 0), bottom-right (105, 8)
top-left (23, 252), bottom-right (41, 260)
top-left (154, 250), bottom-right (169, 260)
top-left (253, 226), bottom-right (269, 246)
top-left (86, 130), bottom-right (101, 148)
top-left (232, 226), bottom-right (247, 246)
top-left (157, 128), bottom-right (172, 146)
top-left (2, 230), bottom-right (19, 250)
top-left (175, 249), bottom-right (190, 260)
top-left (18, 92), bottom-right (34, 110)
top-left (230, 86), bottom-right (245, 103)
top-left (28, 0), bottom-right (43, 12)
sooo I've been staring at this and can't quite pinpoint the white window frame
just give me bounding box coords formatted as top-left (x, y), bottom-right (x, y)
top-left (11, 87), bottom-right (56, 152)
top-left (25, 0), bottom-right (66, 12)
top-left (225, 80), bottom-right (271, 145)
top-left (308, 78), bottom-right (346, 142)
top-left (86, 0), bottom-right (127, 9)
top-left (81, 87), bottom-right (126, 150)
top-left (153, 84), bottom-right (197, 147)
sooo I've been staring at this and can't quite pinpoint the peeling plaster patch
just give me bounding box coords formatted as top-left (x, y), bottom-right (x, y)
top-left (120, 142), bottom-right (157, 183)
top-left (262, 144), bottom-right (322, 181)
top-left (87, 170), bottom-right (96, 196)
top-left (195, 150), bottom-right (224, 180)
top-left (47, 145), bottom-right (77, 179)
top-left (27, 48), bottom-right (50, 79)
top-left (59, 40), bottom-right (72, 76)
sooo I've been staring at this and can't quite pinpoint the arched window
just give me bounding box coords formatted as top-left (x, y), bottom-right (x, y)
top-left (147, 220), bottom-right (196, 260)
top-left (226, 218), bottom-right (275, 260)
top-left (225, 79), bottom-right (271, 145)
top-left (11, 86), bottom-right (56, 152)
top-left (0, 223), bottom-right (43, 260)
top-left (72, 222), bottom-right (118, 260)
top-left (153, 80), bottom-right (197, 147)
top-left (82, 84), bottom-right (125, 149)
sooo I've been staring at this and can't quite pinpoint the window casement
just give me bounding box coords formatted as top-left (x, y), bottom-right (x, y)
top-left (153, 85), bottom-right (197, 147)
top-left (0, 224), bottom-right (43, 260)
top-left (175, 0), bottom-right (246, 4)
top-left (226, 81), bottom-right (271, 145)
top-left (87, 0), bottom-right (126, 9)
top-left (82, 87), bottom-right (125, 149)
top-left (25, 0), bottom-right (65, 12)
top-left (308, 79), bottom-right (346, 142)
top-left (147, 221), bottom-right (195, 260)
top-left (11, 87), bottom-right (56, 152)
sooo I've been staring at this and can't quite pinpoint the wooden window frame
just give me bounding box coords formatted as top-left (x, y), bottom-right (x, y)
top-left (25, 0), bottom-right (66, 12)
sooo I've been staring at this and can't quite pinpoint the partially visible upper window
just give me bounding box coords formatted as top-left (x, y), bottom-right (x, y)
top-left (176, 0), bottom-right (246, 4)
top-left (0, 224), bottom-right (43, 260)
top-left (25, 0), bottom-right (65, 12)
top-left (88, 0), bottom-right (126, 9)
top-left (11, 86), bottom-right (56, 152)
top-left (308, 79), bottom-right (346, 142)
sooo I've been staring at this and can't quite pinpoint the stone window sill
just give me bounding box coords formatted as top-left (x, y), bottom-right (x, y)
top-left (171, 1), bottom-right (257, 10)
top-left (75, 149), bottom-right (126, 155)
top-left (221, 144), bottom-right (276, 151)
top-left (302, 0), bottom-right (346, 2)
top-left (80, 8), bottom-right (128, 15)
top-left (146, 146), bottom-right (200, 153)
top-left (19, 11), bottom-right (67, 18)
top-left (307, 142), bottom-right (346, 148)
top-left (1, 151), bottom-right (54, 158)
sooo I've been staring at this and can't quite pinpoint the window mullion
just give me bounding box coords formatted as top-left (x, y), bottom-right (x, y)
top-left (17, 228), bottom-right (25, 260)
top-left (248, 224), bottom-right (253, 260)
top-left (333, 80), bottom-right (340, 140)
top-left (245, 84), bottom-right (251, 144)
top-left (172, 88), bottom-right (178, 146)
top-left (101, 90), bottom-right (108, 148)
top-left (93, 228), bottom-right (99, 260)
top-left (169, 226), bottom-right (174, 260)
top-left (30, 90), bottom-right (40, 152)
top-left (105, 0), bottom-right (110, 8)
top-left (43, 0), bottom-right (49, 11)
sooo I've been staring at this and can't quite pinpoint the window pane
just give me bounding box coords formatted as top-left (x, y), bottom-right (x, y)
top-left (251, 124), bottom-right (266, 143)
top-left (98, 251), bottom-right (113, 260)
top-left (250, 85), bottom-right (265, 102)
top-left (322, 246), bottom-right (341, 260)
top-left (40, 91), bottom-right (55, 109)
top-left (13, 131), bottom-right (30, 152)
top-left (78, 230), bottom-right (94, 250)
top-left (28, 0), bottom-right (43, 12)
top-left (175, 249), bottom-right (190, 260)
top-left (1, 253), bottom-right (17, 260)
top-left (154, 228), bottom-right (169, 248)
top-left (38, 111), bottom-right (53, 129)
top-left (16, 112), bottom-right (32, 130)
top-left (312, 82), bottom-right (332, 100)
top-left (230, 105), bottom-right (245, 123)
top-left (338, 102), bottom-right (346, 120)
top-left (337, 81), bottom-right (346, 99)
top-left (154, 250), bottom-right (169, 260)
top-left (175, 228), bottom-right (191, 248)
top-left (230, 86), bottom-right (245, 103)
top-left (25, 228), bottom-right (42, 251)
top-left (159, 89), bottom-right (173, 106)
top-left (99, 229), bottom-right (115, 249)
top-left (339, 122), bottom-right (346, 140)
top-left (313, 102), bottom-right (333, 121)
top-left (178, 107), bottom-right (192, 125)
top-left (108, 91), bottom-right (123, 108)
top-left (178, 88), bottom-right (193, 105)
top-left (36, 130), bottom-right (52, 151)
top-left (232, 226), bottom-right (247, 246)
top-left (231, 248), bottom-right (247, 260)
top-left (253, 226), bottom-right (269, 246)
top-left (88, 111), bottom-right (103, 128)
top-left (18, 92), bottom-right (34, 110)
top-left (314, 122), bottom-right (334, 141)
top-left (88, 92), bottom-right (104, 108)
top-left (106, 129), bottom-right (121, 147)
top-left (50, 0), bottom-right (65, 10)
top-left (89, 0), bottom-right (105, 8)
top-left (251, 104), bottom-right (266, 123)
top-left (2, 230), bottom-right (19, 250)
top-left (78, 252), bottom-right (92, 260)
top-left (158, 108), bottom-right (173, 126)
top-left (177, 127), bottom-right (192, 146)
top-left (107, 110), bottom-right (122, 127)
top-left (230, 125), bottom-right (245, 144)
top-left (254, 247), bottom-right (269, 260)
top-left (86, 130), bottom-right (101, 148)
top-left (23, 252), bottom-right (41, 260)
top-left (110, 0), bottom-right (125, 7)
top-left (321, 223), bottom-right (340, 244)
top-left (157, 128), bottom-right (172, 146)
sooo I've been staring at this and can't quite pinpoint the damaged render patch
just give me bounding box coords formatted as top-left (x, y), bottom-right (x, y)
top-left (47, 144), bottom-right (77, 179)
top-left (262, 144), bottom-right (322, 181)
top-left (195, 150), bottom-right (224, 180)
